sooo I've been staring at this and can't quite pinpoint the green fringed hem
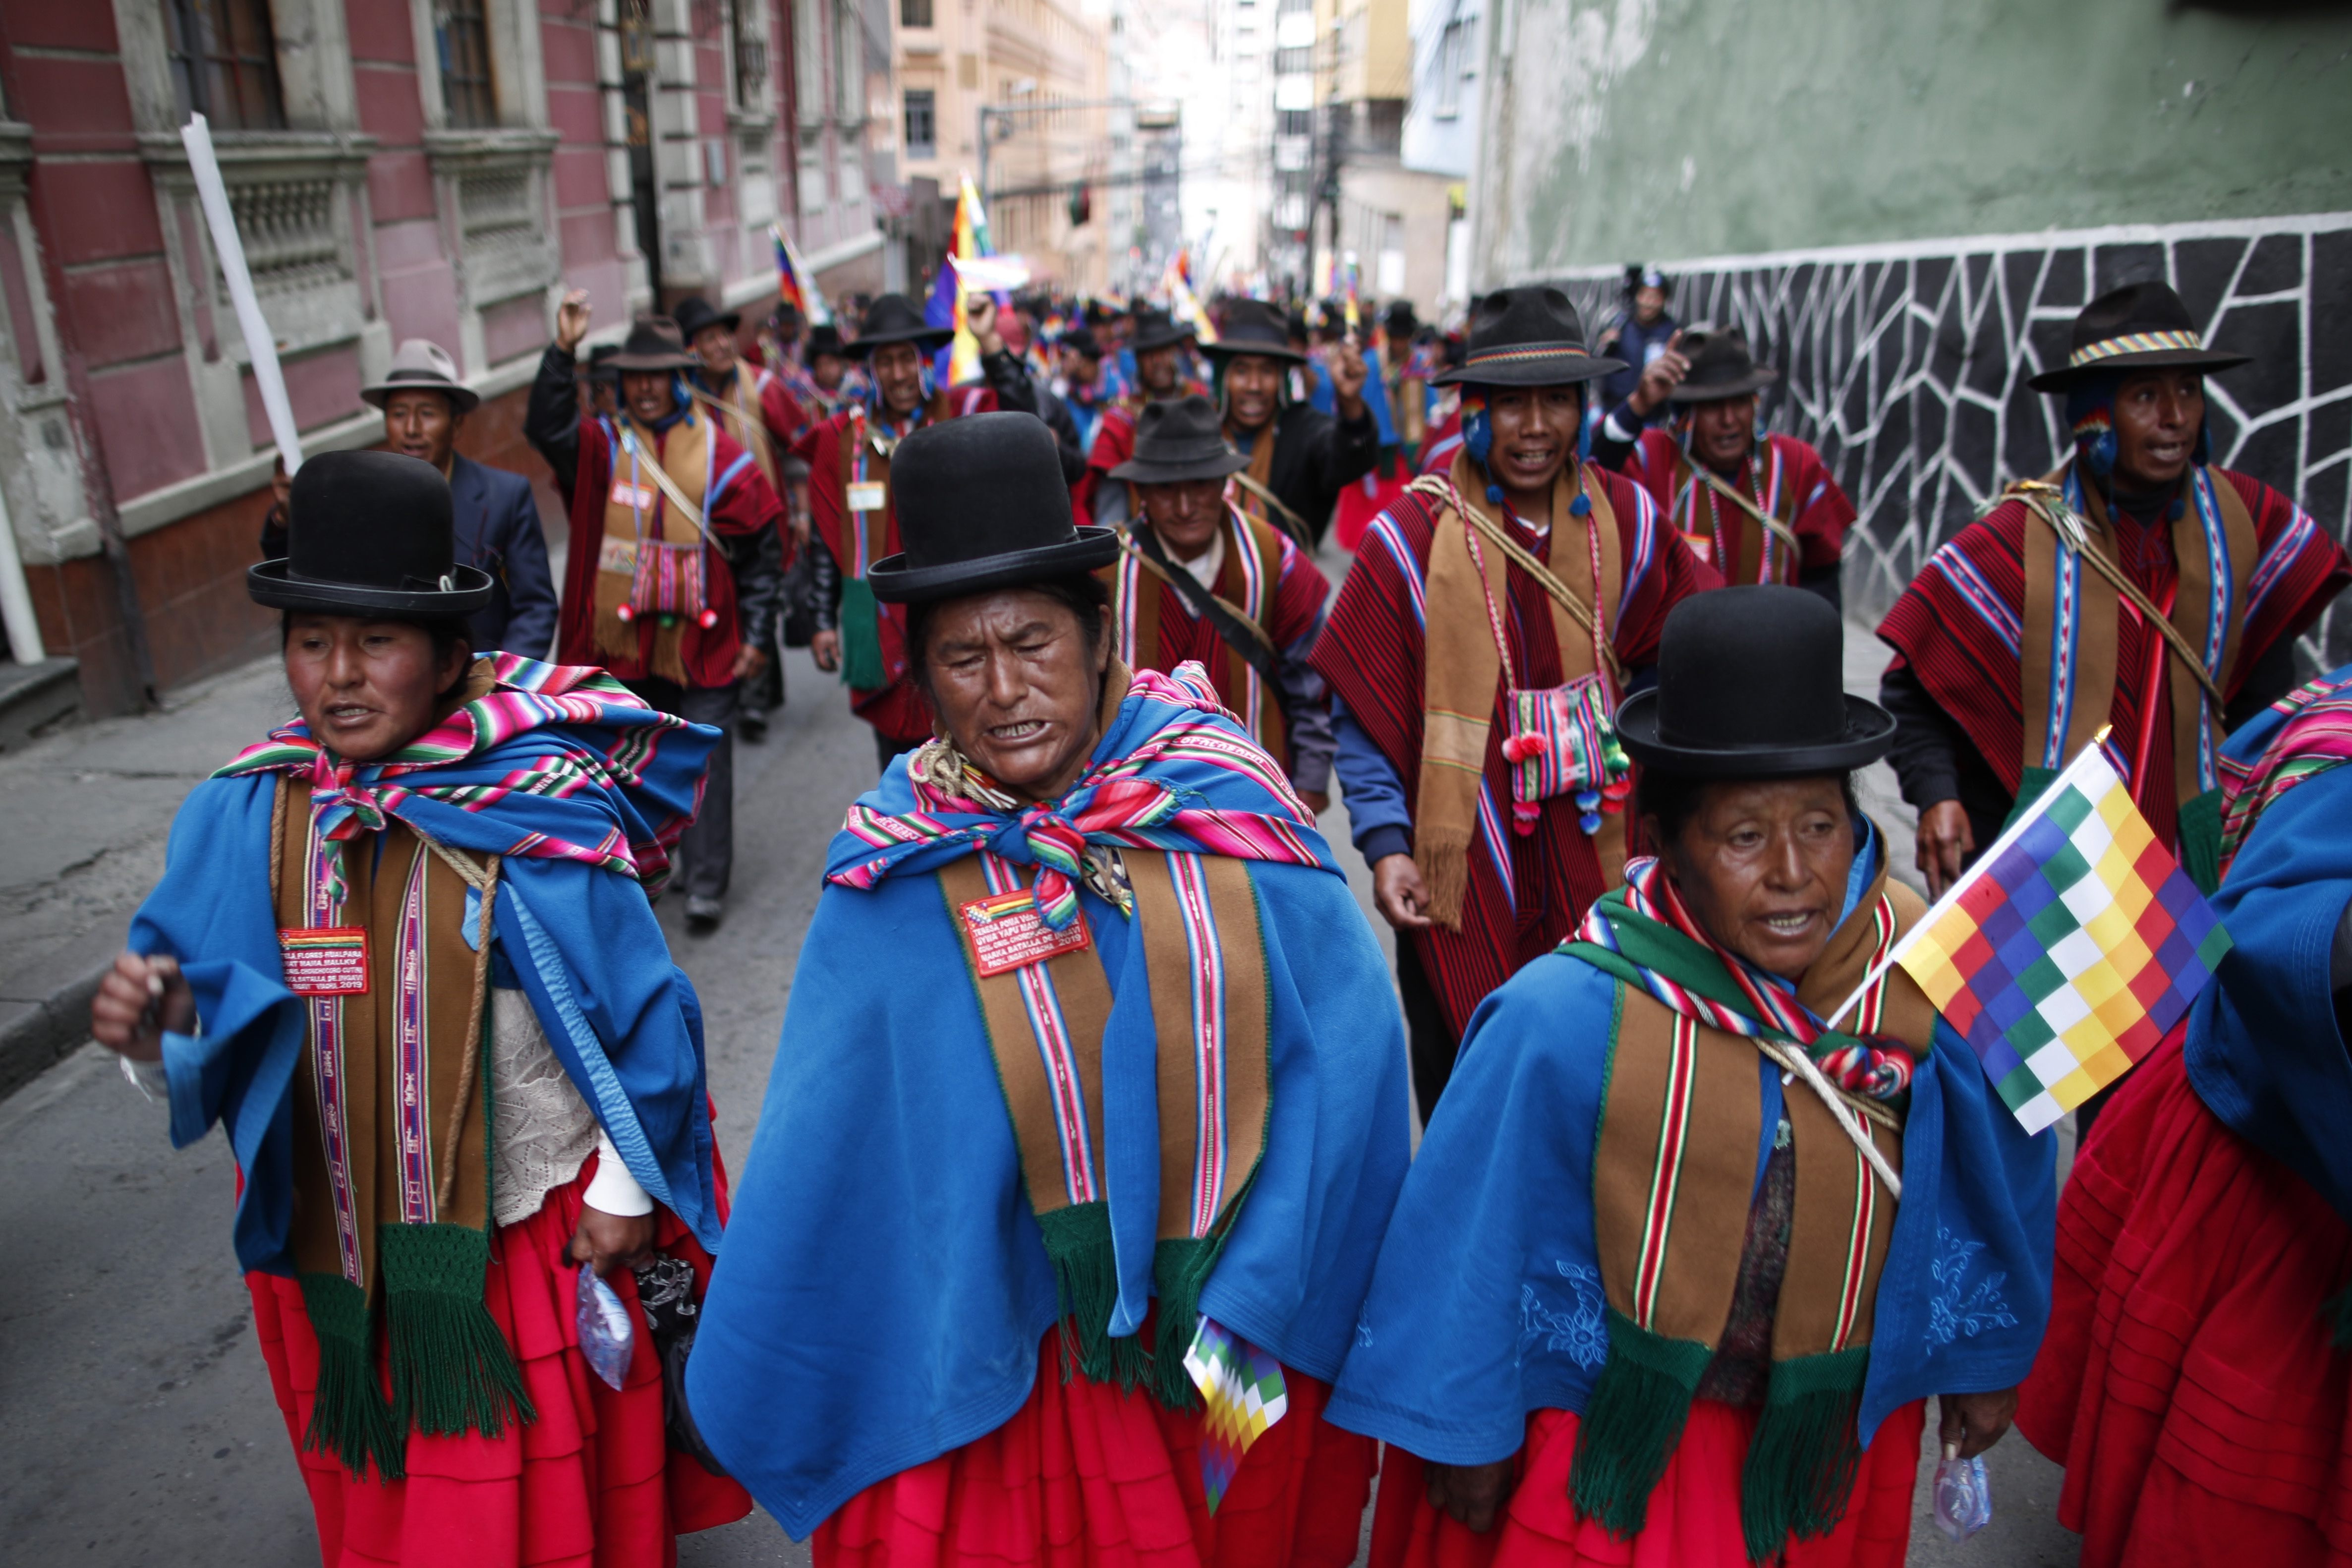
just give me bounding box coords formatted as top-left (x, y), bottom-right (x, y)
top-left (1740, 1346), bottom-right (1870, 1562)
top-left (1150, 1237), bottom-right (1219, 1411)
top-left (838, 577), bottom-right (886, 690)
top-left (380, 1222), bottom-right (534, 1440)
top-left (1038, 1203), bottom-right (1147, 1389)
top-left (1568, 1309), bottom-right (1713, 1539)
top-left (298, 1272), bottom-right (405, 1482)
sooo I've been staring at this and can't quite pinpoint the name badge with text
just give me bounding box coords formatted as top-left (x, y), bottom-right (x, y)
top-left (958, 888), bottom-right (1090, 977)
top-left (847, 481), bottom-right (888, 513)
top-left (279, 927), bottom-right (371, 996)
top-left (598, 535), bottom-right (639, 574)
top-left (610, 480), bottom-right (658, 512)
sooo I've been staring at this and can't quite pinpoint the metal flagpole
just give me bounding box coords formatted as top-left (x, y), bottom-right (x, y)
top-left (180, 114), bottom-right (304, 477)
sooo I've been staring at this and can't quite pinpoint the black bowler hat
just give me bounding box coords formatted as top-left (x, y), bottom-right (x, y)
top-left (2027, 280), bottom-right (2250, 392)
top-left (1614, 586), bottom-right (1893, 777)
top-left (850, 292), bottom-right (953, 355)
top-left (673, 295), bottom-right (741, 342)
top-left (1204, 299), bottom-right (1308, 365)
top-left (1432, 287), bottom-right (1624, 387)
top-left (606, 316), bottom-right (697, 372)
top-left (805, 323), bottom-right (846, 359)
top-left (249, 451), bottom-right (494, 617)
top-left (866, 412), bottom-right (1121, 602)
top-left (1129, 307), bottom-right (1195, 353)
top-left (1107, 395), bottom-right (1250, 484)
top-left (1666, 328), bottom-right (1779, 403)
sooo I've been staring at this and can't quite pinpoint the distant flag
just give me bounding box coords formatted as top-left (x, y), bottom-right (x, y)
top-left (770, 222), bottom-right (833, 328)
top-left (1828, 734), bottom-right (2233, 1134)
top-left (1340, 251), bottom-right (1361, 341)
top-left (945, 174), bottom-right (991, 385)
top-left (1184, 1317), bottom-right (1288, 1514)
top-left (1165, 248), bottom-right (1218, 344)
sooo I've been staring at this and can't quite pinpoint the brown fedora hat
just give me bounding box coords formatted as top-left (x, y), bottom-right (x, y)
top-left (606, 316), bottom-right (697, 372)
top-left (2027, 281), bottom-right (2251, 393)
top-left (1665, 328), bottom-right (1779, 404)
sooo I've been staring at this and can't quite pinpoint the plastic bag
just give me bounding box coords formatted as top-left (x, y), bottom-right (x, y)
top-left (576, 1262), bottom-right (636, 1392)
top-left (1932, 1452), bottom-right (1992, 1543)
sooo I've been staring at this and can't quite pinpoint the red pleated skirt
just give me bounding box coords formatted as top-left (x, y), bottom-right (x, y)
top-left (812, 1332), bottom-right (1376, 1568)
top-left (248, 1154), bottom-right (753, 1568)
top-left (2014, 1032), bottom-right (2352, 1567)
top-left (1367, 1398), bottom-right (1925, 1568)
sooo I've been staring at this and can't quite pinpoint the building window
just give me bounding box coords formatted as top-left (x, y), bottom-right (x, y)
top-left (901, 0), bottom-right (932, 26)
top-left (164, 0), bottom-right (287, 130)
top-left (904, 89), bottom-right (936, 160)
top-left (734, 0), bottom-right (771, 110)
top-left (1434, 15), bottom-right (1474, 118)
top-left (435, 0), bottom-right (497, 128)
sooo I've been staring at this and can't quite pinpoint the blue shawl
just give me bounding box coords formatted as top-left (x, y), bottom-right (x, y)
top-left (129, 667), bottom-right (726, 1274)
top-left (687, 671), bottom-right (1412, 1537)
top-left (2186, 663), bottom-right (2352, 1224)
top-left (1326, 921), bottom-right (2055, 1468)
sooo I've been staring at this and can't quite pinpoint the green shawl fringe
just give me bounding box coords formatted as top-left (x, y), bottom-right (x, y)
top-left (1739, 1345), bottom-right (1870, 1562)
top-left (381, 1222), bottom-right (535, 1439)
top-left (838, 577), bottom-right (886, 691)
top-left (298, 1272), bottom-right (405, 1482)
top-left (1037, 1205), bottom-right (1242, 1409)
top-left (1568, 1309), bottom-right (1712, 1537)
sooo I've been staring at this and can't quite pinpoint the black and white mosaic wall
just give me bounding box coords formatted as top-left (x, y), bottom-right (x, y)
top-left (1557, 214), bottom-right (2352, 664)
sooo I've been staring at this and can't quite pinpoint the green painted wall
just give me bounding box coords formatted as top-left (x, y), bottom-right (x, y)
top-left (1472, 0), bottom-right (2352, 278)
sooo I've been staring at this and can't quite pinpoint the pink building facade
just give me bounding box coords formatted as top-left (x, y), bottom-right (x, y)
top-left (0, 0), bottom-right (883, 719)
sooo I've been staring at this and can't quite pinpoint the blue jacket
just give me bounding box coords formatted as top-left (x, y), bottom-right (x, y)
top-left (448, 452), bottom-right (558, 660)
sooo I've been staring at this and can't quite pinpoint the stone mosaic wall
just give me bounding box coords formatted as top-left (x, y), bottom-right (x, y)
top-left (1557, 214), bottom-right (2352, 662)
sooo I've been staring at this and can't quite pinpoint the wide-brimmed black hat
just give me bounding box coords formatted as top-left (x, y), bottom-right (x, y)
top-left (1129, 307), bottom-right (1195, 353)
top-left (1433, 287), bottom-right (1624, 387)
top-left (583, 343), bottom-right (621, 383)
top-left (606, 316), bottom-right (696, 372)
top-left (867, 413), bottom-right (1121, 602)
top-left (361, 338), bottom-right (481, 413)
top-left (673, 295), bottom-right (741, 342)
top-left (1614, 586), bottom-right (1893, 776)
top-left (805, 324), bottom-right (846, 359)
top-left (852, 292), bottom-right (954, 356)
top-left (1666, 328), bottom-right (1779, 403)
top-left (1204, 299), bottom-right (1308, 365)
top-left (2027, 281), bottom-right (2250, 393)
top-left (249, 450), bottom-right (494, 617)
top-left (1106, 395), bottom-right (1249, 485)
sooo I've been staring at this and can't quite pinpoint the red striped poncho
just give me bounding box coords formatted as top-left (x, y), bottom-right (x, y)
top-left (1310, 467), bottom-right (1715, 1038)
top-left (1877, 465), bottom-right (2347, 851)
top-left (1618, 429), bottom-right (1852, 585)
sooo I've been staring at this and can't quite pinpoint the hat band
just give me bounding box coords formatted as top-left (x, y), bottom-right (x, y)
top-left (2067, 328), bottom-right (2206, 369)
top-left (1465, 342), bottom-right (1594, 367)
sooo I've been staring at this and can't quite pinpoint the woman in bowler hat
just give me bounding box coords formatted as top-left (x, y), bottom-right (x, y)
top-left (90, 449), bottom-right (749, 1562)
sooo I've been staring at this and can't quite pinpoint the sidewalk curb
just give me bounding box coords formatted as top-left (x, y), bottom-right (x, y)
top-left (0, 913), bottom-right (131, 1102)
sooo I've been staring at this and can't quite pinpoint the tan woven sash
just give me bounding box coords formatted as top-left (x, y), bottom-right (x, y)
top-left (1413, 452), bottom-right (1623, 927)
top-left (2019, 464), bottom-right (2256, 810)
top-left (1671, 444), bottom-right (1801, 585)
top-left (595, 412), bottom-right (711, 685)
top-left (1114, 510), bottom-right (1292, 769)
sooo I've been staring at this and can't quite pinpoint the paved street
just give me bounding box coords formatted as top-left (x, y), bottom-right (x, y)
top-left (0, 592), bottom-right (2076, 1566)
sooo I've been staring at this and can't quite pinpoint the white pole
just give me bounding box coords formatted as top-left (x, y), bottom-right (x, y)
top-left (0, 477), bottom-right (43, 663)
top-left (180, 114), bottom-right (303, 477)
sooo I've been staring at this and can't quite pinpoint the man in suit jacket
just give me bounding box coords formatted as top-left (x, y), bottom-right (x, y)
top-left (262, 339), bottom-right (559, 659)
